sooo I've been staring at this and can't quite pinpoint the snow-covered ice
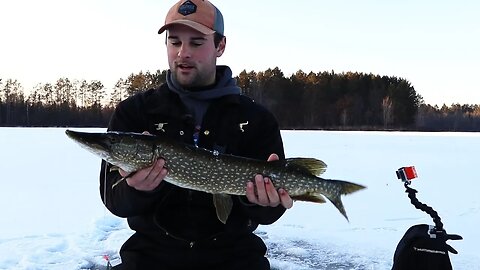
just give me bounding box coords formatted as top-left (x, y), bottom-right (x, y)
top-left (1, 128), bottom-right (478, 269)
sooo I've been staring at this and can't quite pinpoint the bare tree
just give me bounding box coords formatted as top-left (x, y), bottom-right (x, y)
top-left (86, 80), bottom-right (105, 107)
top-left (109, 78), bottom-right (128, 108)
top-left (2, 79), bottom-right (24, 125)
top-left (382, 96), bottom-right (393, 128)
top-left (54, 78), bottom-right (75, 106)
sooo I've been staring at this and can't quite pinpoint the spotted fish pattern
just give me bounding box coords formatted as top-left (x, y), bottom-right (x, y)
top-left (66, 130), bottom-right (366, 222)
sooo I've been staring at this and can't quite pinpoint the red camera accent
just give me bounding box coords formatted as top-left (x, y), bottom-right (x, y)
top-left (403, 166), bottom-right (418, 180)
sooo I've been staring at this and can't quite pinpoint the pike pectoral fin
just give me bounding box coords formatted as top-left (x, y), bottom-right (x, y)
top-left (213, 194), bottom-right (233, 224)
top-left (109, 165), bottom-right (125, 188)
top-left (111, 171), bottom-right (135, 189)
top-left (111, 177), bottom-right (125, 188)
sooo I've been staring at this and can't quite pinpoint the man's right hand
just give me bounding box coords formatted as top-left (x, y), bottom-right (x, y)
top-left (119, 158), bottom-right (168, 192)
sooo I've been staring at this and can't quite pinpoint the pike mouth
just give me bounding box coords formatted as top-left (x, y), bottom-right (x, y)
top-left (65, 129), bottom-right (111, 153)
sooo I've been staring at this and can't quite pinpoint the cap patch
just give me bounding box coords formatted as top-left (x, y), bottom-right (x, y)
top-left (178, 1), bottom-right (197, 16)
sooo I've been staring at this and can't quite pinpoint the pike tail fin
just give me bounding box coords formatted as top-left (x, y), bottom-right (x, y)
top-left (290, 179), bottom-right (365, 221)
top-left (322, 180), bottom-right (366, 221)
top-left (283, 158), bottom-right (365, 220)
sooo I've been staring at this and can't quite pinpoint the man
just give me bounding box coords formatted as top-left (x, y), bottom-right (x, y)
top-left (100, 0), bottom-right (293, 269)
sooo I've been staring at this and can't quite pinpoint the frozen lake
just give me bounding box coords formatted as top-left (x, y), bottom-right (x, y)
top-left (0, 128), bottom-right (478, 269)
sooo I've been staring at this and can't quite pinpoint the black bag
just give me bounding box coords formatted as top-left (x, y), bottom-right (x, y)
top-left (392, 224), bottom-right (462, 270)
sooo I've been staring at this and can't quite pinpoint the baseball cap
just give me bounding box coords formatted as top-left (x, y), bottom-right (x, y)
top-left (158, 0), bottom-right (224, 36)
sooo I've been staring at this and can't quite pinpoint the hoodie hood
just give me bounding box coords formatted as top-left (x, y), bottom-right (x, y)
top-left (166, 65), bottom-right (241, 126)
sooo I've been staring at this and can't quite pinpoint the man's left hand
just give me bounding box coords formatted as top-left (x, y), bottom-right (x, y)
top-left (246, 154), bottom-right (294, 209)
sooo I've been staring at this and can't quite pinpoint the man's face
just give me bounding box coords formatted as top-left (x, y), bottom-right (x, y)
top-left (166, 24), bottom-right (225, 88)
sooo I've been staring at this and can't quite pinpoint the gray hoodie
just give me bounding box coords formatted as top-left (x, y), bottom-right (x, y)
top-left (166, 65), bottom-right (241, 126)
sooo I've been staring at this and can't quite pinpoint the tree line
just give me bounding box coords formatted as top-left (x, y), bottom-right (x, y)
top-left (1, 68), bottom-right (479, 131)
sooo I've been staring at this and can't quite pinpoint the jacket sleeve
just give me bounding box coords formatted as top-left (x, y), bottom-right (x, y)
top-left (99, 96), bottom-right (170, 218)
top-left (236, 106), bottom-right (287, 225)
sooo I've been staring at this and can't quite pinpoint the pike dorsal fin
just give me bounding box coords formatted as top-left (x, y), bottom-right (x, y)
top-left (285, 158), bottom-right (327, 176)
top-left (213, 194), bottom-right (233, 224)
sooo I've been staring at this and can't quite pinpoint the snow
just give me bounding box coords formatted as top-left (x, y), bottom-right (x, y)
top-left (1, 128), bottom-right (478, 269)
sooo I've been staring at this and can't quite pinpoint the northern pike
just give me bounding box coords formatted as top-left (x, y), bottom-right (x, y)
top-left (65, 130), bottom-right (365, 223)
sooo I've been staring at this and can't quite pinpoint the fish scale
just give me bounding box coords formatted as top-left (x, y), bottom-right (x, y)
top-left (66, 130), bottom-right (366, 223)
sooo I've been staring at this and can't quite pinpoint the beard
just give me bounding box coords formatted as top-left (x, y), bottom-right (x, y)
top-left (171, 63), bottom-right (216, 89)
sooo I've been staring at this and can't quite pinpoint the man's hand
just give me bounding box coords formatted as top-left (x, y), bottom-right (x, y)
top-left (119, 158), bottom-right (168, 192)
top-left (246, 154), bottom-right (294, 209)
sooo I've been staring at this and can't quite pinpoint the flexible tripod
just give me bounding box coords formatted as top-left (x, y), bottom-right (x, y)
top-left (397, 167), bottom-right (462, 254)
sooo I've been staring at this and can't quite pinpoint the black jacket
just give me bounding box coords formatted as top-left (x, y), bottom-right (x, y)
top-left (100, 84), bottom-right (286, 269)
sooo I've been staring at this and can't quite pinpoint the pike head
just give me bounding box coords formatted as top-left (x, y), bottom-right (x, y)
top-left (65, 130), bottom-right (157, 173)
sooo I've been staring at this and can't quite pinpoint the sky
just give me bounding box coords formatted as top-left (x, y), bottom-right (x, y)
top-left (1, 128), bottom-right (479, 269)
top-left (1, 0), bottom-right (479, 106)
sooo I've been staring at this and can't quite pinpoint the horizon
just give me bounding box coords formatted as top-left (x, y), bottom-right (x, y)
top-left (1, 0), bottom-right (479, 106)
